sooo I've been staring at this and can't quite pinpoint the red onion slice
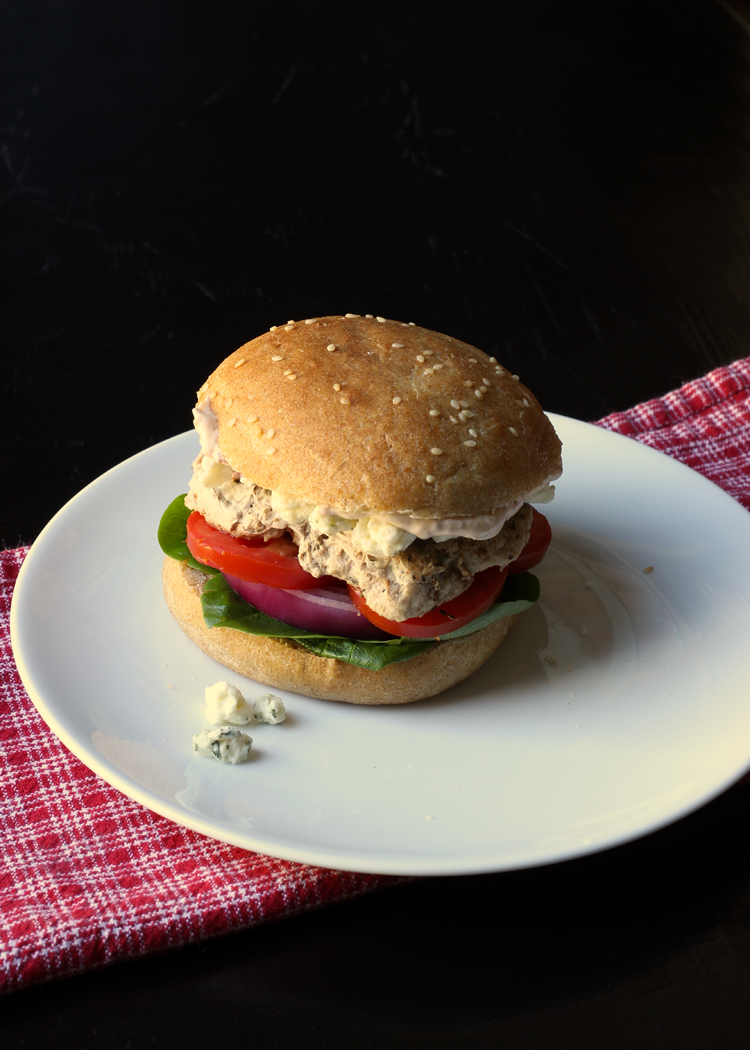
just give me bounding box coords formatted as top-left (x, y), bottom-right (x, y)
top-left (223, 573), bottom-right (394, 640)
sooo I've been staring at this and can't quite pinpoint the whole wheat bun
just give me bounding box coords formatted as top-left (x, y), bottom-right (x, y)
top-left (163, 557), bottom-right (520, 705)
top-left (198, 314), bottom-right (561, 518)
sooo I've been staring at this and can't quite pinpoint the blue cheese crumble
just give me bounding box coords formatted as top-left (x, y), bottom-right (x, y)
top-left (205, 681), bottom-right (254, 725)
top-left (194, 683), bottom-right (287, 763)
top-left (253, 693), bottom-right (286, 724)
top-left (192, 726), bottom-right (253, 764)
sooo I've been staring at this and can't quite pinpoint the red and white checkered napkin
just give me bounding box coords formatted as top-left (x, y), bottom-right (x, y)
top-left (2, 357), bottom-right (750, 995)
top-left (594, 356), bottom-right (750, 511)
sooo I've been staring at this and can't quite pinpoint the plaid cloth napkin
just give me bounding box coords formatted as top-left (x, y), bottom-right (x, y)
top-left (2, 357), bottom-right (750, 995)
top-left (595, 357), bottom-right (750, 510)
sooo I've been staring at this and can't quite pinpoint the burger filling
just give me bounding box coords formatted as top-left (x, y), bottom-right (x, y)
top-left (185, 453), bottom-right (534, 622)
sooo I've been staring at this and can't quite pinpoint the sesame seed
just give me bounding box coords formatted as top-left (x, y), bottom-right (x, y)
top-left (365, 314), bottom-right (373, 318)
top-left (287, 373), bottom-right (297, 380)
top-left (512, 374), bottom-right (520, 381)
top-left (523, 398), bottom-right (530, 407)
top-left (340, 397), bottom-right (350, 405)
top-left (409, 322), bottom-right (416, 326)
top-left (327, 343), bottom-right (336, 352)
top-left (459, 400), bottom-right (469, 408)
top-left (464, 440), bottom-right (476, 447)
top-left (283, 369), bottom-right (292, 375)
top-left (305, 318), bottom-right (315, 324)
top-left (234, 358), bottom-right (246, 368)
top-left (479, 386), bottom-right (487, 394)
top-left (509, 426), bottom-right (519, 436)
top-left (423, 369), bottom-right (433, 376)
top-left (429, 409), bottom-right (440, 416)
top-left (458, 411), bottom-right (467, 421)
top-left (431, 448), bottom-right (443, 456)
top-left (450, 399), bottom-right (461, 409)
top-left (464, 380), bottom-right (473, 388)
top-left (475, 390), bottom-right (483, 399)
top-left (268, 447), bottom-right (276, 454)
top-left (425, 475), bottom-right (436, 483)
top-left (225, 397), bottom-right (233, 408)
top-left (469, 428), bottom-right (477, 436)
top-left (416, 355), bottom-right (425, 363)
top-left (333, 383), bottom-right (341, 391)
top-left (376, 316), bottom-right (386, 323)
top-left (248, 415), bottom-right (258, 423)
top-left (284, 324), bottom-right (293, 331)
top-left (392, 342), bottom-right (404, 348)
top-left (449, 415), bottom-right (458, 423)
top-left (433, 362), bottom-right (443, 370)
top-left (346, 313), bottom-right (357, 318)
top-left (424, 349), bottom-right (434, 356)
top-left (266, 428), bottom-right (275, 438)
top-left (270, 326), bottom-right (277, 331)
top-left (489, 357), bottom-right (497, 363)
top-left (272, 355), bottom-right (283, 361)
top-left (482, 378), bottom-right (491, 386)
top-left (392, 396), bottom-right (402, 405)
top-left (468, 358), bottom-right (477, 363)
top-left (228, 417), bottom-right (237, 427)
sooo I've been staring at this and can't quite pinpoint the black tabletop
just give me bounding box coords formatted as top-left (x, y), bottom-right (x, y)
top-left (3, 1), bottom-right (750, 1045)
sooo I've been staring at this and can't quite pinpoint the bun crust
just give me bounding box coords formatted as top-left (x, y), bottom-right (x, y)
top-left (199, 315), bottom-right (561, 519)
top-left (163, 557), bottom-right (521, 705)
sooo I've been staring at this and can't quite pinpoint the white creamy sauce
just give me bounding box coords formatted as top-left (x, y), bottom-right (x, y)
top-left (192, 400), bottom-right (224, 463)
top-left (526, 482), bottom-right (557, 504)
top-left (371, 506), bottom-right (523, 542)
top-left (270, 490), bottom-right (317, 524)
top-left (307, 506), bottom-right (356, 536)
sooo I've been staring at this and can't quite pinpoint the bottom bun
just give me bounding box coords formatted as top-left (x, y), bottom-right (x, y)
top-left (162, 556), bottom-right (521, 705)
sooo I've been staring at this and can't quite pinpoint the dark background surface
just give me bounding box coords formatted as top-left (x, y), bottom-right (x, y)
top-left (3, 0), bottom-right (750, 1046)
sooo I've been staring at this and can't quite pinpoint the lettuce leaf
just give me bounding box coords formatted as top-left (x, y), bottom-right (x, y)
top-left (158, 494), bottom-right (540, 671)
top-left (158, 494), bottom-right (219, 575)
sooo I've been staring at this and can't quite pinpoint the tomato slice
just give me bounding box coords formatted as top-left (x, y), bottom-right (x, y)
top-left (347, 565), bottom-right (509, 639)
top-left (186, 512), bottom-right (330, 590)
top-left (508, 508), bottom-right (552, 575)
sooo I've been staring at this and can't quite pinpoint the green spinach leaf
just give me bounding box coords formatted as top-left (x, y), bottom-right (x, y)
top-left (442, 572), bottom-right (541, 640)
top-left (158, 493), bottom-right (219, 574)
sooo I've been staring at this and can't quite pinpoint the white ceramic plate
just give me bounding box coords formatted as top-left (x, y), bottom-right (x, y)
top-left (10, 416), bottom-right (750, 875)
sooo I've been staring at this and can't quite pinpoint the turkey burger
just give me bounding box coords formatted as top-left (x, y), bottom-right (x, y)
top-left (159, 314), bottom-right (562, 704)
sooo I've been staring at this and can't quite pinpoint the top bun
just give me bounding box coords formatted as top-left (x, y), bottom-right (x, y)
top-left (197, 314), bottom-right (561, 519)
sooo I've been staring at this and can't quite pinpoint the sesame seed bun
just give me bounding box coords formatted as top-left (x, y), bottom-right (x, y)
top-left (162, 557), bottom-right (521, 705)
top-left (199, 315), bottom-right (561, 518)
